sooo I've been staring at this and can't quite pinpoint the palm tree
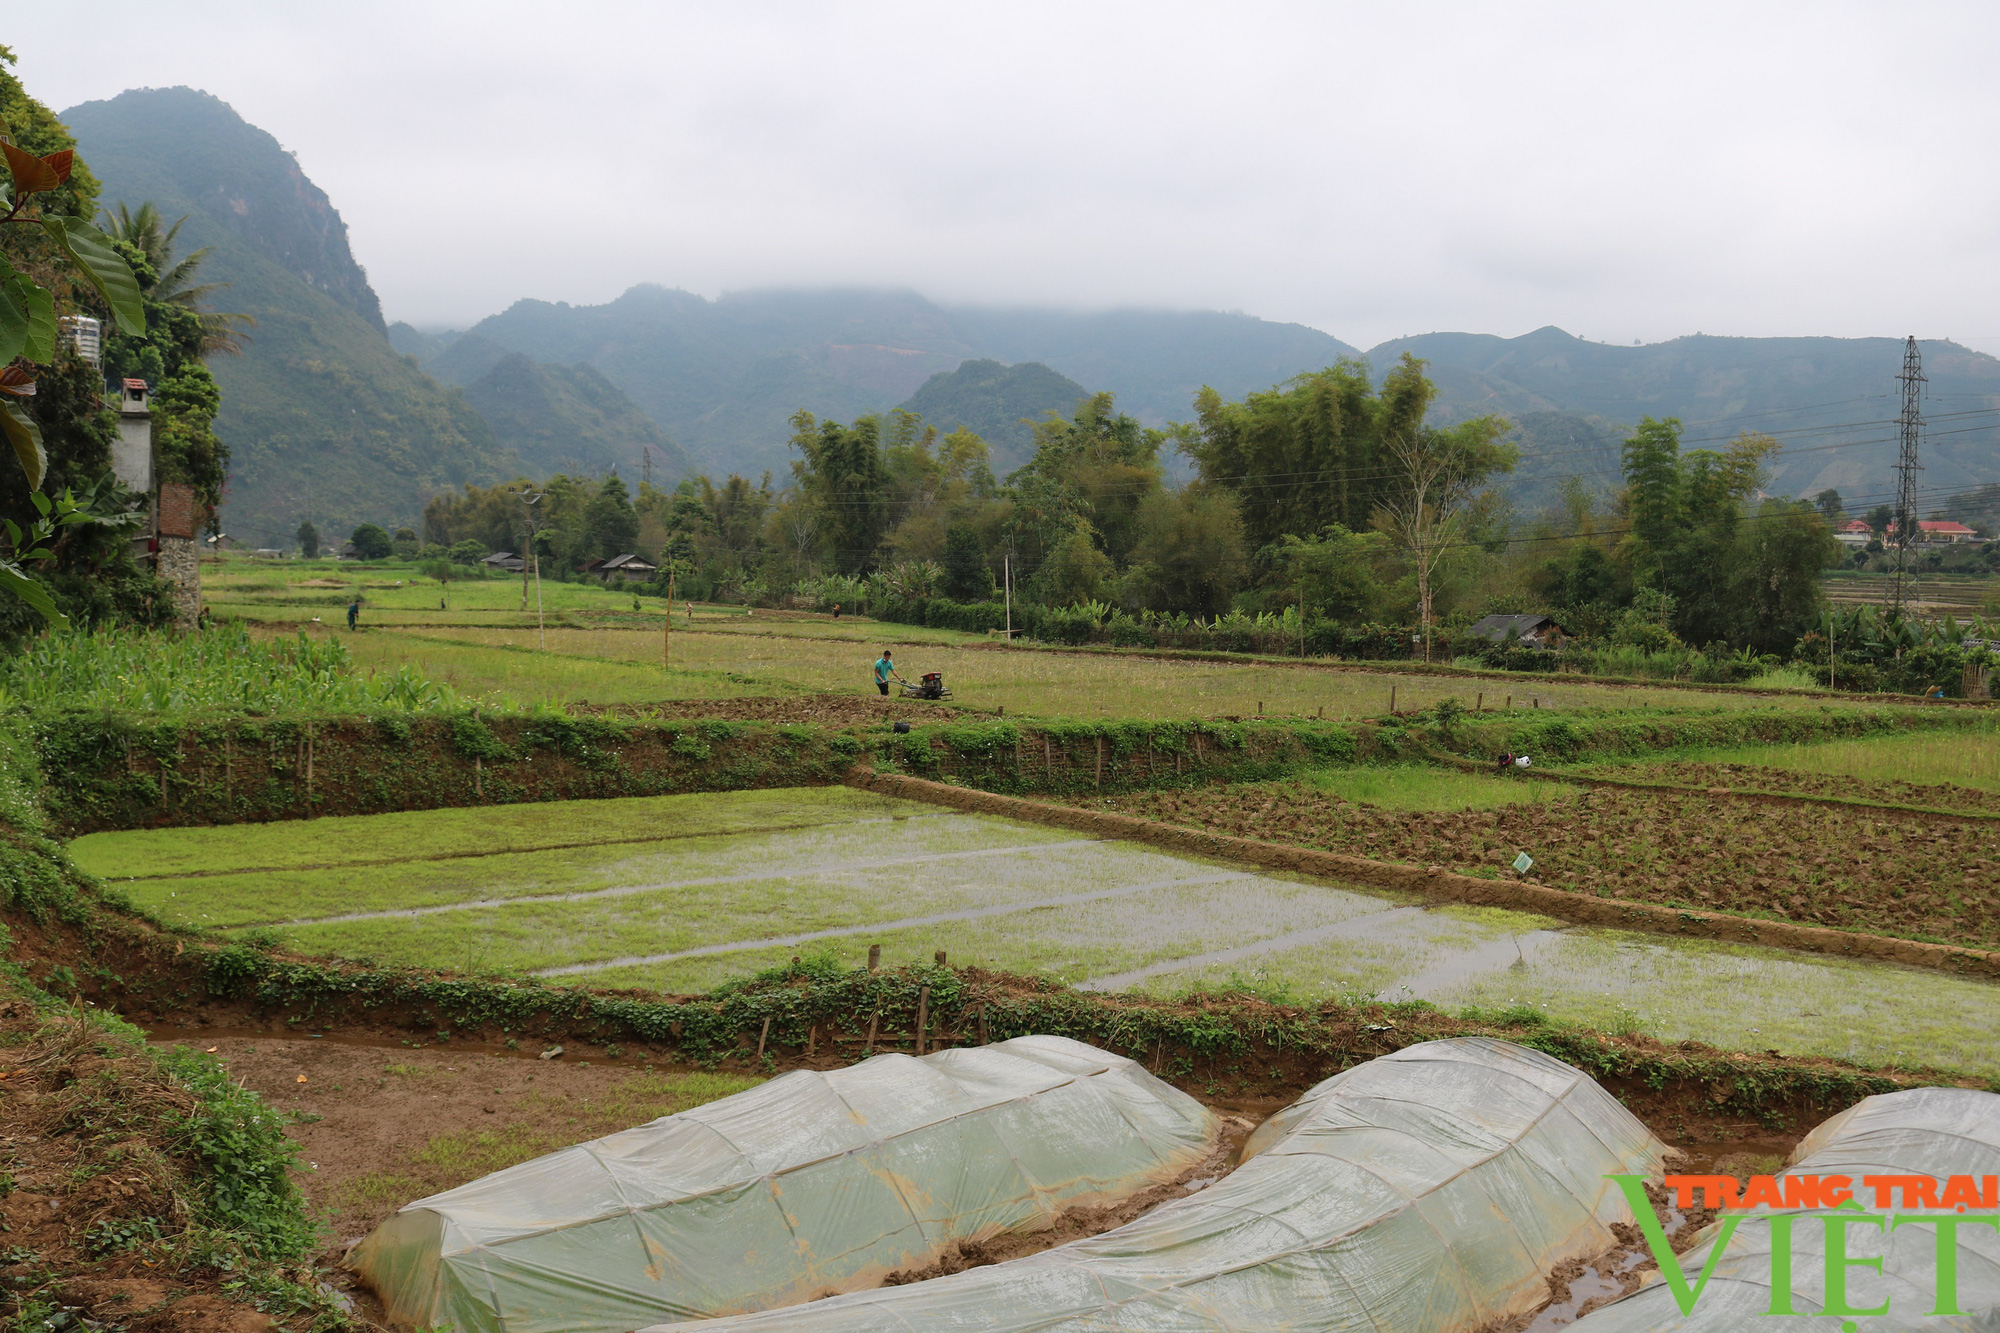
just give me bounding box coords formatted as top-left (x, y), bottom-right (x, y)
top-left (100, 202), bottom-right (255, 357)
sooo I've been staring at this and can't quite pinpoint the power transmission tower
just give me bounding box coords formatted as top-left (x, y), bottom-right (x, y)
top-left (1887, 335), bottom-right (1925, 614)
top-left (642, 445), bottom-right (653, 488)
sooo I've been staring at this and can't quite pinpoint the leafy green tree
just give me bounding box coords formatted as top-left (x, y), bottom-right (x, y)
top-left (1619, 417), bottom-right (1684, 586)
top-left (940, 522), bottom-right (990, 600)
top-left (1251, 523), bottom-right (1385, 624)
top-left (1034, 522), bottom-right (1115, 606)
top-left (582, 473), bottom-right (639, 559)
top-left (447, 538), bottom-right (485, 564)
top-left (1008, 392), bottom-right (1162, 568)
top-left (295, 518), bottom-right (319, 559)
top-left (1372, 417), bottom-right (1515, 659)
top-left (1121, 487), bottom-right (1248, 616)
top-left (1728, 498), bottom-right (1840, 653)
top-left (0, 49), bottom-right (148, 624)
top-left (1813, 488), bottom-right (1843, 522)
top-left (1186, 355), bottom-right (1432, 550)
top-left (1616, 421), bottom-right (1834, 652)
top-left (790, 411), bottom-right (888, 573)
top-left (349, 522), bottom-right (391, 560)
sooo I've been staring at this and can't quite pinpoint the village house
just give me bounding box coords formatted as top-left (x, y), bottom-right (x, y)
top-left (1467, 613), bottom-right (1568, 648)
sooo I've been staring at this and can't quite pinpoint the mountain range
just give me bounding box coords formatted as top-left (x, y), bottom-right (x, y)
top-left (60, 87), bottom-right (2000, 545)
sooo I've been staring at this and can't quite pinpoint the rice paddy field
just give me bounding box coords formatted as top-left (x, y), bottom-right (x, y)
top-left (1092, 765), bottom-right (2000, 951)
top-left (283, 621), bottom-right (1862, 719)
top-left (1576, 729), bottom-right (2000, 813)
top-left (69, 784), bottom-right (2000, 1075)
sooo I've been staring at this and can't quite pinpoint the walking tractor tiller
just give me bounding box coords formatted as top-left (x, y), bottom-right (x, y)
top-left (900, 670), bottom-right (952, 700)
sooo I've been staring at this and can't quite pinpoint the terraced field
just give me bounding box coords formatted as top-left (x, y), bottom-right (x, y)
top-left (1091, 767), bottom-right (2000, 950)
top-left (70, 787), bottom-right (2000, 1074)
top-left (1576, 730), bottom-right (2000, 814)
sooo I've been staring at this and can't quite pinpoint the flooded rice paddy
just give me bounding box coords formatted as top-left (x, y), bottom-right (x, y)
top-left (71, 787), bottom-right (2000, 1075)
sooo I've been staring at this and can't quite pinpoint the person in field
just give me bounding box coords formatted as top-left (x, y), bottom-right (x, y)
top-left (874, 650), bottom-right (902, 696)
top-left (347, 597), bottom-right (360, 631)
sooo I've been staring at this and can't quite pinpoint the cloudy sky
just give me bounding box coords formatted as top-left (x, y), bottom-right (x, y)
top-left (11, 2), bottom-right (1999, 350)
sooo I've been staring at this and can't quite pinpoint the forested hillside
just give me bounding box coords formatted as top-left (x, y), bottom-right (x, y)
top-left (444, 288), bottom-right (1358, 478)
top-left (895, 359), bottom-right (1090, 475)
top-left (1372, 327), bottom-right (2000, 507)
top-left (62, 88), bottom-right (505, 547)
top-left (398, 330), bottom-right (692, 482)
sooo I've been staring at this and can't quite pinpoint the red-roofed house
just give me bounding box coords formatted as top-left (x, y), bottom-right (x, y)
top-left (1836, 518), bottom-right (1978, 546)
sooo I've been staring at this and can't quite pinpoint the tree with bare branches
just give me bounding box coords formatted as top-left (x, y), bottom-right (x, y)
top-left (1373, 418), bottom-right (1514, 661)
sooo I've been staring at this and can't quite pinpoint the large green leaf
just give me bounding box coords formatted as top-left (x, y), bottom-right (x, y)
top-left (0, 273), bottom-right (29, 364)
top-left (0, 561), bottom-right (67, 629)
top-left (42, 216), bottom-right (145, 335)
top-left (0, 399), bottom-right (46, 490)
top-left (18, 280), bottom-right (55, 364)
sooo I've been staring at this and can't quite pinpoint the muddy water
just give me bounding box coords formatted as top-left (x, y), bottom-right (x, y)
top-left (93, 790), bottom-right (2000, 1076)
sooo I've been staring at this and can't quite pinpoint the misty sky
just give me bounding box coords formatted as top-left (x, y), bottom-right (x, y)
top-left (11, 2), bottom-right (2000, 351)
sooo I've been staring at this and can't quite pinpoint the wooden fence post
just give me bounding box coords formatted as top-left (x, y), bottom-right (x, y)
top-left (867, 944), bottom-right (881, 972)
top-left (915, 986), bottom-right (930, 1055)
top-left (1095, 735), bottom-right (1105, 789)
top-left (755, 1015), bottom-right (772, 1060)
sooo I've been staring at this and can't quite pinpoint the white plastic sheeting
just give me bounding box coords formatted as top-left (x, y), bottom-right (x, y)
top-left (350, 1035), bottom-right (1217, 1333)
top-left (643, 1036), bottom-right (1669, 1333)
top-left (1568, 1086), bottom-right (2000, 1332)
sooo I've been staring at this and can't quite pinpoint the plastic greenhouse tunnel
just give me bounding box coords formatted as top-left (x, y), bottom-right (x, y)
top-left (1566, 1086), bottom-right (2000, 1331)
top-left (349, 1035), bottom-right (1218, 1333)
top-left (638, 1036), bottom-right (1670, 1333)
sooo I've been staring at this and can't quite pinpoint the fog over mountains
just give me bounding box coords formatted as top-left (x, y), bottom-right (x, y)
top-left (61, 87), bottom-right (2000, 545)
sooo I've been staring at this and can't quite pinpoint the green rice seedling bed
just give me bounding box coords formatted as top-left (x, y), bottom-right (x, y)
top-left (69, 787), bottom-right (912, 881)
top-left (83, 788), bottom-right (2000, 1075)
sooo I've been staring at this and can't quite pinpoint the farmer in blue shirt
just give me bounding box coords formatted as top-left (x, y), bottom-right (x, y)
top-left (874, 650), bottom-right (902, 696)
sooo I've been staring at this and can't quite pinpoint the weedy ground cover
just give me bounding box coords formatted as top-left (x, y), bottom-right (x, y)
top-left (1090, 776), bottom-right (2000, 950)
top-left (1581, 730), bottom-right (2000, 804)
top-left (1589, 761), bottom-right (2000, 816)
top-left (323, 624), bottom-right (1856, 719)
top-left (331, 628), bottom-right (773, 707)
top-left (1290, 764), bottom-right (1580, 811)
top-left (0, 622), bottom-right (465, 715)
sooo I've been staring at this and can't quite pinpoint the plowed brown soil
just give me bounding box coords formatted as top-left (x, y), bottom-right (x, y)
top-left (1596, 760), bottom-right (2000, 815)
top-left (1088, 781), bottom-right (2000, 950)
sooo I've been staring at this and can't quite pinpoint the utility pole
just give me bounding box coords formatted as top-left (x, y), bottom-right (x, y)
top-left (1888, 335), bottom-right (1924, 615)
top-left (520, 489), bottom-right (546, 649)
top-left (1003, 547), bottom-right (1013, 641)
top-left (665, 568), bottom-right (675, 667)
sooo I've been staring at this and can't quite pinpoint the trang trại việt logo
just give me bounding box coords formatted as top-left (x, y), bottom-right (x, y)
top-left (1606, 1172), bottom-right (1999, 1326)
